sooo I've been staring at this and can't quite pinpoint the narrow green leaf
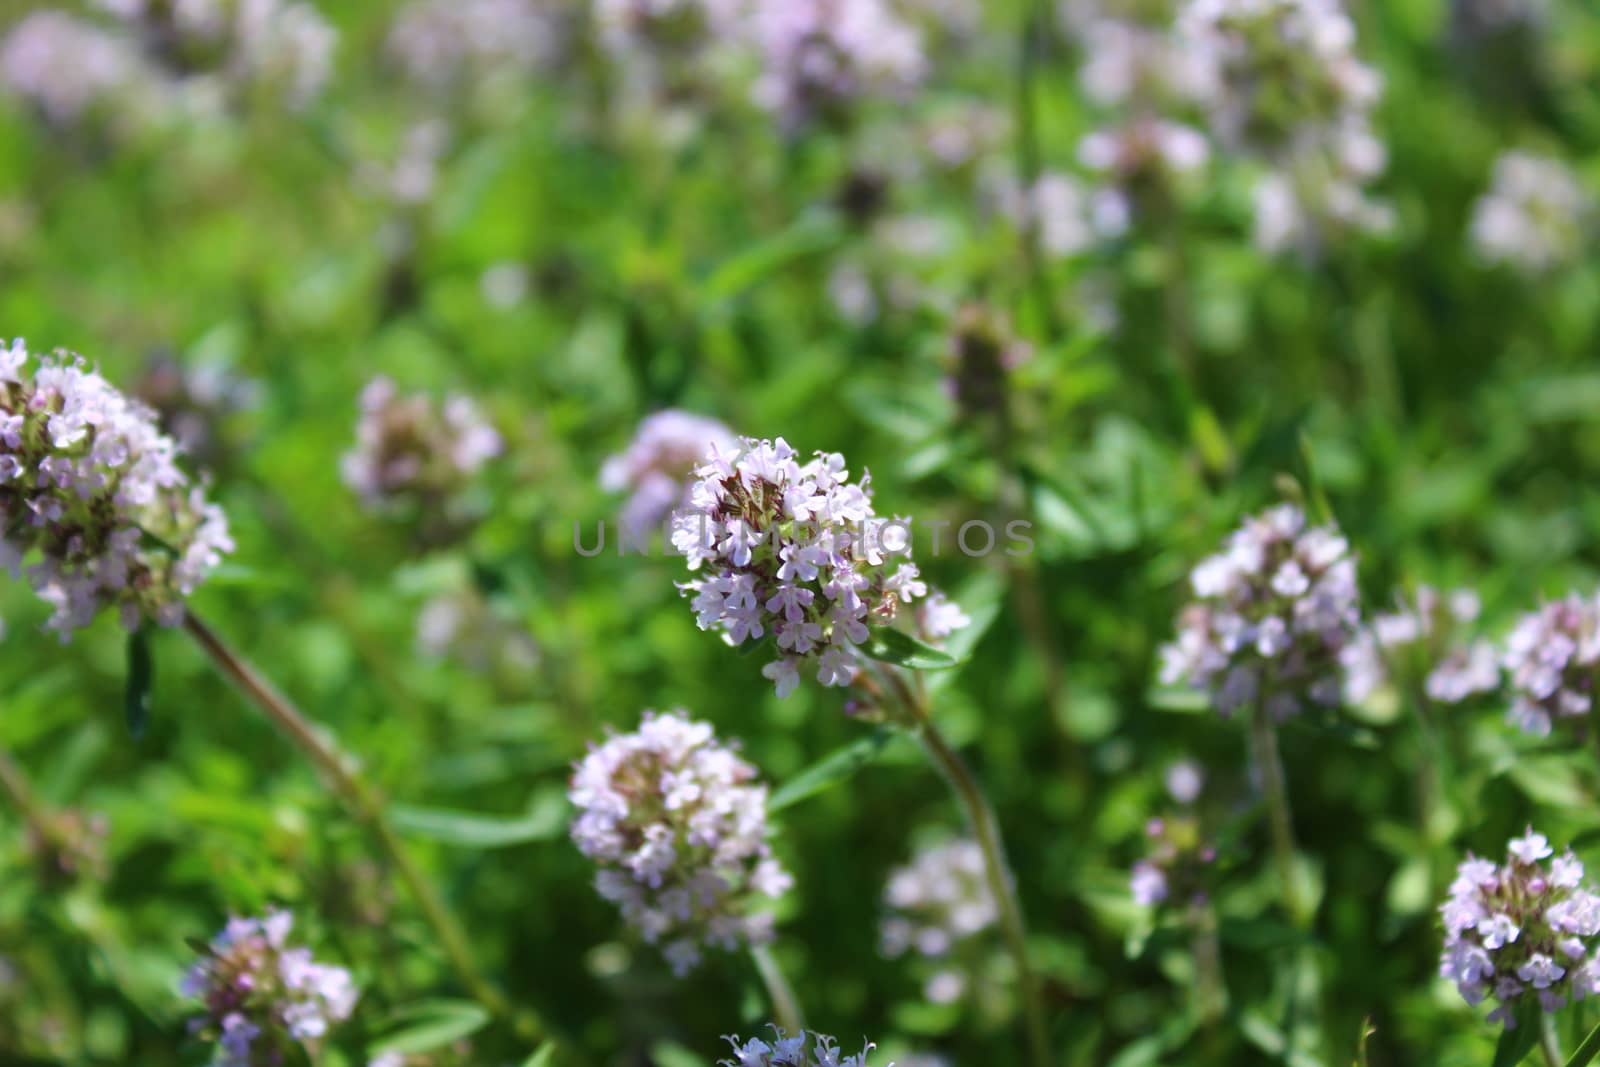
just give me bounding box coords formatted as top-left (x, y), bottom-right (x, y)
top-left (862, 628), bottom-right (959, 670)
top-left (769, 731), bottom-right (894, 812)
top-left (371, 1000), bottom-right (491, 1055)
top-left (389, 794), bottom-right (566, 848)
top-left (702, 215), bottom-right (843, 303)
top-left (649, 1041), bottom-right (713, 1067)
top-left (1354, 1018), bottom-right (1375, 1067)
top-left (125, 629), bottom-right (153, 740)
top-left (1491, 1003), bottom-right (1542, 1067)
top-left (1565, 1019), bottom-right (1600, 1067)
top-left (522, 1044), bottom-right (557, 1067)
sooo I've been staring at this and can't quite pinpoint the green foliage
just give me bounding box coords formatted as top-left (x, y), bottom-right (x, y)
top-left (0, 0), bottom-right (1598, 1064)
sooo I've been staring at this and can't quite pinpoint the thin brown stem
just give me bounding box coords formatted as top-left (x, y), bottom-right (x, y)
top-left (0, 746), bottom-right (66, 856)
top-left (182, 612), bottom-right (554, 1052)
top-left (917, 713), bottom-right (1051, 1067)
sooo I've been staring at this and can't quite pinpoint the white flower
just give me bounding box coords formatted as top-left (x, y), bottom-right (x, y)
top-left (1470, 151), bottom-right (1592, 273)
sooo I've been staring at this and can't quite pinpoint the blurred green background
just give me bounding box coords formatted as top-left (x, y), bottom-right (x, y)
top-left (3, 0), bottom-right (1600, 1064)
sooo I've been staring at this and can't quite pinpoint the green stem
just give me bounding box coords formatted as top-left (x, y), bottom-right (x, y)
top-left (916, 710), bottom-right (1051, 1067)
top-left (183, 612), bottom-right (555, 1053)
top-left (1249, 698), bottom-right (1306, 924)
top-left (1564, 1019), bottom-right (1600, 1067)
top-left (751, 944), bottom-right (805, 1035)
top-left (1013, 0), bottom-right (1060, 342)
top-left (1542, 1011), bottom-right (1565, 1067)
top-left (1187, 898), bottom-right (1227, 1026)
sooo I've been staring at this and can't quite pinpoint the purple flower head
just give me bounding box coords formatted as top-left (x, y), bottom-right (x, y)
top-left (602, 410), bottom-right (737, 541)
top-left (1440, 832), bottom-right (1600, 1026)
top-left (341, 376), bottom-right (501, 516)
top-left (719, 1028), bottom-right (887, 1067)
top-left (1502, 592), bottom-right (1600, 738)
top-left (569, 710), bottom-right (792, 976)
top-left (1129, 810), bottom-right (1216, 912)
top-left (0, 340), bottom-right (233, 641)
top-left (673, 437), bottom-right (960, 698)
top-left (1159, 503), bottom-right (1361, 719)
top-left (1343, 585), bottom-right (1500, 706)
top-left (183, 909), bottom-right (357, 1065)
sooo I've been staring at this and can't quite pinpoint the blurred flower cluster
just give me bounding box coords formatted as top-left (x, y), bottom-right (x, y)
top-left (1343, 585), bottom-right (1501, 706)
top-left (1159, 503), bottom-right (1361, 719)
top-left (1502, 592), bottom-right (1600, 738)
top-left (880, 838), bottom-right (998, 1004)
top-left (1469, 151), bottom-right (1593, 273)
top-left (603, 409), bottom-right (738, 540)
top-left (1180, 0), bottom-right (1392, 253)
top-left (341, 376), bottom-right (502, 518)
top-left (568, 710), bottom-right (792, 975)
top-left (181, 910), bottom-right (357, 1066)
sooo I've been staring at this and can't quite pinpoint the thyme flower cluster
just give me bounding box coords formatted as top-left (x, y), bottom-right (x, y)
top-left (181, 910), bottom-right (358, 1066)
top-left (1159, 503), bottom-right (1361, 719)
top-left (1502, 592), bottom-right (1600, 738)
top-left (569, 710), bottom-right (793, 976)
top-left (341, 376), bottom-right (502, 513)
top-left (880, 839), bottom-right (998, 1004)
top-left (747, 0), bottom-right (926, 128)
top-left (385, 0), bottom-right (559, 95)
top-left (96, 0), bottom-right (337, 110)
top-left (673, 437), bottom-right (937, 698)
top-left (1063, 0), bottom-right (1213, 225)
top-left (1181, 0), bottom-right (1392, 254)
top-left (0, 340), bottom-right (233, 640)
top-left (1440, 831), bottom-right (1600, 1026)
top-left (1469, 151), bottom-right (1592, 273)
top-left (1343, 585), bottom-right (1500, 705)
top-left (602, 410), bottom-right (737, 540)
top-left (720, 1029), bottom-right (888, 1067)
top-left (0, 12), bottom-right (160, 129)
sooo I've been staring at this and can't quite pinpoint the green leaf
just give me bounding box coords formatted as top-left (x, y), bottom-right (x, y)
top-left (862, 628), bottom-right (959, 670)
top-left (390, 790), bottom-right (566, 848)
top-left (702, 214), bottom-right (843, 304)
top-left (522, 1044), bottom-right (556, 1067)
top-left (1564, 1019), bottom-right (1600, 1067)
top-left (125, 629), bottom-right (153, 741)
top-left (370, 1000), bottom-right (491, 1056)
top-left (649, 1041), bottom-right (713, 1067)
top-left (769, 731), bottom-right (895, 812)
top-left (1491, 1003), bottom-right (1542, 1067)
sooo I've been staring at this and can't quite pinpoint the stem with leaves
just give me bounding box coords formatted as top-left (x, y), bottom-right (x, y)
top-left (182, 612), bottom-right (555, 1053)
